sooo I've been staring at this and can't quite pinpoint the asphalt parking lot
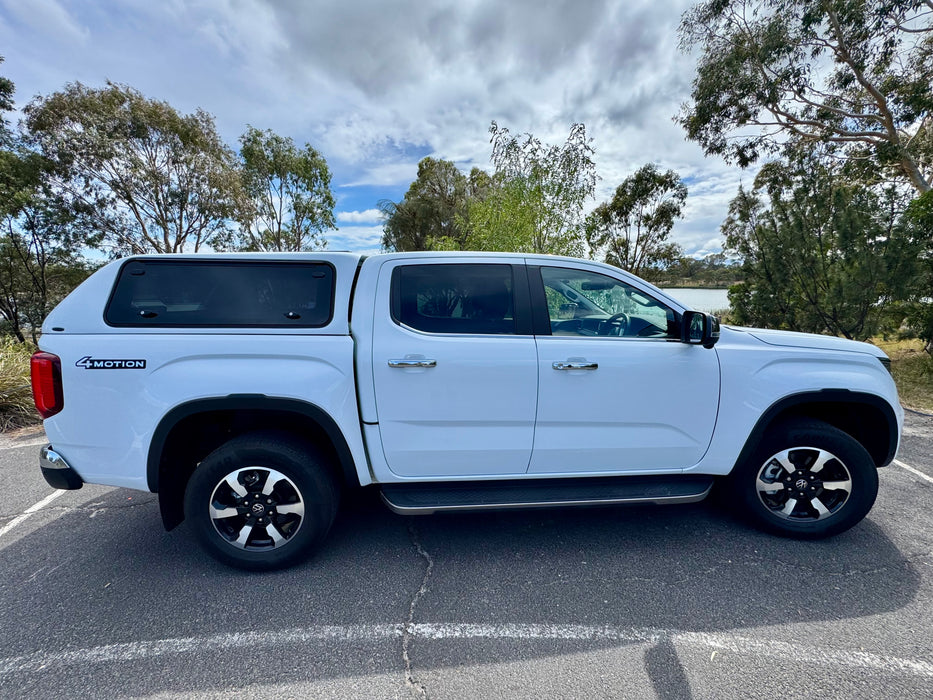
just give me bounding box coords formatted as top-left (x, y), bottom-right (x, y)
top-left (1, 413), bottom-right (932, 699)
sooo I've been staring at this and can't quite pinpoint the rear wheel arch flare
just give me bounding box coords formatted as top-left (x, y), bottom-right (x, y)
top-left (148, 396), bottom-right (357, 530)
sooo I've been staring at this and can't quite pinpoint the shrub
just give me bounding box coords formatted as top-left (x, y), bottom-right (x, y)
top-left (0, 337), bottom-right (38, 431)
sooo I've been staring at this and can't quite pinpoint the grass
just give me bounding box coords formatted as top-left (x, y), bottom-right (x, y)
top-left (0, 337), bottom-right (39, 431)
top-left (874, 338), bottom-right (933, 414)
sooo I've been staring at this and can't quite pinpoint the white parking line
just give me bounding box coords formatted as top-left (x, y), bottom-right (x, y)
top-left (895, 459), bottom-right (933, 484)
top-left (1, 623), bottom-right (932, 679)
top-left (0, 490), bottom-right (66, 541)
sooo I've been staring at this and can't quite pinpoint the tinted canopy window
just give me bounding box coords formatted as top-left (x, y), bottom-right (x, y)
top-left (106, 261), bottom-right (334, 327)
top-left (393, 264), bottom-right (516, 335)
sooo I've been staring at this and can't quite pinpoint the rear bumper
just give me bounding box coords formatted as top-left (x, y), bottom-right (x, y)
top-left (39, 445), bottom-right (83, 490)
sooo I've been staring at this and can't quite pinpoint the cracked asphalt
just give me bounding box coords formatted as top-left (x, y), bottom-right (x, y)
top-left (0, 412), bottom-right (932, 699)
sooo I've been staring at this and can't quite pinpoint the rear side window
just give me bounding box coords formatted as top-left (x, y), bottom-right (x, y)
top-left (392, 264), bottom-right (516, 335)
top-left (105, 260), bottom-right (334, 328)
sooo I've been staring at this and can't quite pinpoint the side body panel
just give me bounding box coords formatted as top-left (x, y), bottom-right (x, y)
top-left (687, 327), bottom-right (904, 475)
top-left (530, 336), bottom-right (720, 473)
top-left (40, 333), bottom-right (369, 490)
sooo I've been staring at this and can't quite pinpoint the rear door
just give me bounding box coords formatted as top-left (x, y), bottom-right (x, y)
top-left (371, 259), bottom-right (538, 478)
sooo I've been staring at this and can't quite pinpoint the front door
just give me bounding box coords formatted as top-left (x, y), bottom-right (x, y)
top-left (528, 263), bottom-right (720, 474)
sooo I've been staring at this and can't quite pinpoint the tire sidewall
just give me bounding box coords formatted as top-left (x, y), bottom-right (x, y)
top-left (184, 432), bottom-right (338, 570)
top-left (733, 421), bottom-right (878, 539)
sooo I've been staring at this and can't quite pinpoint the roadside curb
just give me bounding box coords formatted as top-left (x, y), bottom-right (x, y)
top-left (0, 425), bottom-right (46, 450)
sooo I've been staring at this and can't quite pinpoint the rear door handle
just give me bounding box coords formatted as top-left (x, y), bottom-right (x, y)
top-left (552, 361), bottom-right (598, 371)
top-left (388, 359), bottom-right (437, 368)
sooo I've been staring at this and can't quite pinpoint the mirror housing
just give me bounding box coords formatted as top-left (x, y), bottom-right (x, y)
top-left (681, 311), bottom-right (720, 349)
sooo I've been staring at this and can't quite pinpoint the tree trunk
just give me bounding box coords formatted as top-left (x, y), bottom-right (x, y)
top-left (901, 154), bottom-right (932, 194)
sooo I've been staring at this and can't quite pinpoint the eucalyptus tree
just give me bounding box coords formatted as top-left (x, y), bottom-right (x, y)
top-left (585, 164), bottom-right (687, 281)
top-left (0, 57), bottom-right (13, 148)
top-left (0, 66), bottom-right (96, 342)
top-left (678, 0), bottom-right (933, 193)
top-left (25, 82), bottom-right (239, 254)
top-left (236, 126), bottom-right (335, 251)
top-left (379, 157), bottom-right (488, 252)
top-left (466, 121), bottom-right (597, 255)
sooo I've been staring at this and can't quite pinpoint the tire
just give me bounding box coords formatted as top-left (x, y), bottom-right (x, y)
top-left (184, 430), bottom-right (339, 570)
top-left (729, 420), bottom-right (878, 539)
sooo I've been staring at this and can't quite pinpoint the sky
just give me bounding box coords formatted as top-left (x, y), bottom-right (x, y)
top-left (0, 0), bottom-right (754, 257)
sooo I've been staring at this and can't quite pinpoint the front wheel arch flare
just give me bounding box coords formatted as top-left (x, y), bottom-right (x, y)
top-left (732, 391), bottom-right (898, 473)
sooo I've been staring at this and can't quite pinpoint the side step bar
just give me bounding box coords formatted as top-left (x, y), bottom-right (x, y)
top-left (380, 474), bottom-right (715, 515)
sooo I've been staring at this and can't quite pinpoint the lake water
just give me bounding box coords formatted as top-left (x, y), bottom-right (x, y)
top-left (661, 288), bottom-right (730, 313)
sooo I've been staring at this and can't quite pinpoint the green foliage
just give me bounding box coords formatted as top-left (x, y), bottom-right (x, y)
top-left (724, 149), bottom-right (912, 339)
top-left (0, 336), bottom-right (37, 430)
top-left (876, 338), bottom-right (933, 411)
top-left (382, 123), bottom-right (596, 256)
top-left (236, 126), bottom-right (335, 251)
top-left (678, 0), bottom-right (933, 193)
top-left (896, 190), bottom-right (933, 352)
top-left (0, 57), bottom-right (14, 148)
top-left (380, 158), bottom-right (489, 252)
top-left (465, 122), bottom-right (596, 255)
top-left (661, 252), bottom-right (741, 287)
top-left (585, 164), bottom-right (686, 282)
top-left (0, 192), bottom-right (98, 344)
top-left (0, 158), bottom-right (99, 343)
top-left (25, 82), bottom-right (239, 254)
top-left (0, 66), bottom-right (98, 344)
top-left (464, 174), bottom-right (544, 253)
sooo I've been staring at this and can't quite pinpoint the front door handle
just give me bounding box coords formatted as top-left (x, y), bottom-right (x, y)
top-left (388, 359), bottom-right (437, 368)
top-left (552, 361), bottom-right (598, 371)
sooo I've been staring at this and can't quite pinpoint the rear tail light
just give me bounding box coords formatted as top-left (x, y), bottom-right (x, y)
top-left (31, 351), bottom-right (64, 419)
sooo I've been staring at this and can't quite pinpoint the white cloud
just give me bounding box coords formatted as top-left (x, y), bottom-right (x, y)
top-left (325, 225), bottom-right (384, 252)
top-left (341, 162), bottom-right (423, 189)
top-left (0, 0), bottom-right (755, 255)
top-left (337, 209), bottom-right (383, 224)
top-left (0, 0), bottom-right (89, 43)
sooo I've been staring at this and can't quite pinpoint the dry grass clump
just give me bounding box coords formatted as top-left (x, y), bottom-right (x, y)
top-left (0, 337), bottom-right (39, 431)
top-left (874, 338), bottom-right (933, 414)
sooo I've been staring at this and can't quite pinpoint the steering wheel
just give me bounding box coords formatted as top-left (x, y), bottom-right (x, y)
top-left (602, 312), bottom-right (628, 336)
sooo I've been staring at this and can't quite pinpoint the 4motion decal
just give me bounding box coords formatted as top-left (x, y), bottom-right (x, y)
top-left (75, 356), bottom-right (147, 370)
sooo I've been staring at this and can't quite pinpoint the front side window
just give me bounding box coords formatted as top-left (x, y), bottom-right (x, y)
top-left (105, 260), bottom-right (334, 327)
top-left (540, 266), bottom-right (675, 338)
top-left (392, 264), bottom-right (516, 335)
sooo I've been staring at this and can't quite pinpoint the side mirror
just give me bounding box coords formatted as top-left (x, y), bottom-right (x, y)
top-left (681, 311), bottom-right (720, 349)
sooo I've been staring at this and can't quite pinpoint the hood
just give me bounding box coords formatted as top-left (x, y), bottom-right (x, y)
top-left (733, 327), bottom-right (886, 357)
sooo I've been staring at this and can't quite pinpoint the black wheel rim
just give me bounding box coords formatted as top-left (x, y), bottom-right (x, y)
top-left (756, 447), bottom-right (852, 522)
top-left (208, 467), bottom-right (305, 550)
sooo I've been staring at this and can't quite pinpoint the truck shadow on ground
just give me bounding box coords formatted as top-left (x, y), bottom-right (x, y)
top-left (0, 485), bottom-right (922, 697)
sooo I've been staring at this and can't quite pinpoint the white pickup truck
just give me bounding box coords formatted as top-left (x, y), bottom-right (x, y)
top-left (30, 252), bottom-right (903, 569)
